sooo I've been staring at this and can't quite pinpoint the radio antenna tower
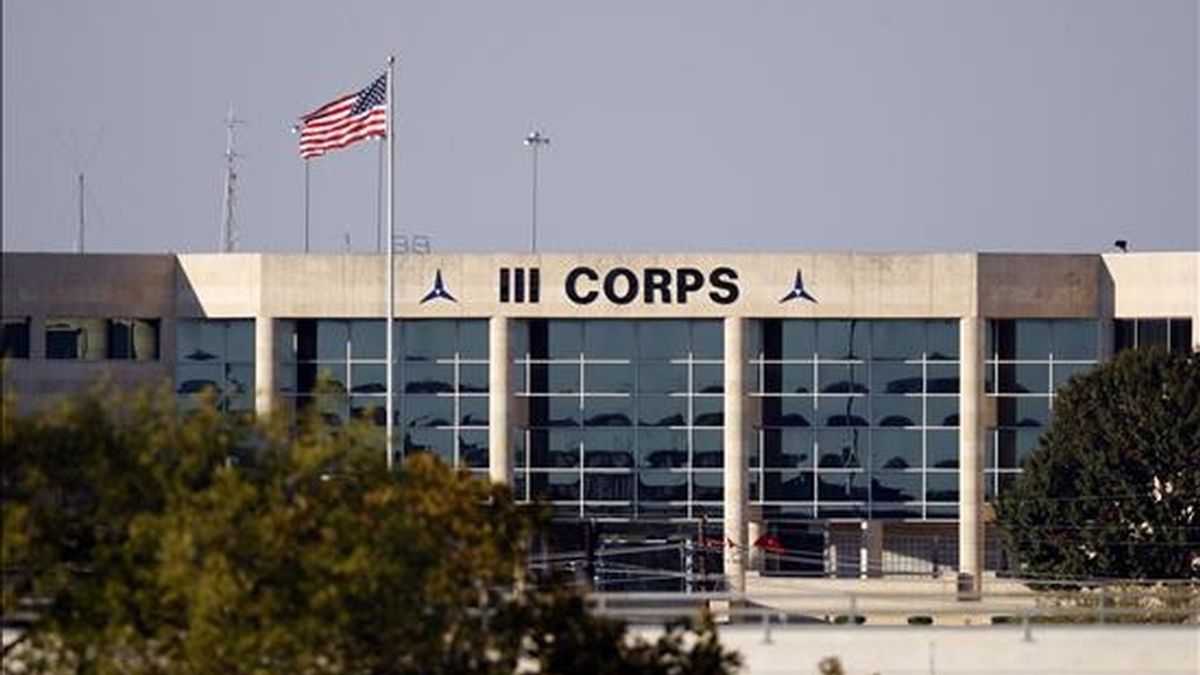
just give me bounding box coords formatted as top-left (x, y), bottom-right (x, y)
top-left (76, 172), bottom-right (85, 253)
top-left (220, 104), bottom-right (244, 252)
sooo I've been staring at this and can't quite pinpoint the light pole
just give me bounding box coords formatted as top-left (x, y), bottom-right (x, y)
top-left (524, 130), bottom-right (550, 252)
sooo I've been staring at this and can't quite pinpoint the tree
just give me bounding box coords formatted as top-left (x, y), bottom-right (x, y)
top-left (995, 348), bottom-right (1200, 581)
top-left (2, 386), bottom-right (740, 674)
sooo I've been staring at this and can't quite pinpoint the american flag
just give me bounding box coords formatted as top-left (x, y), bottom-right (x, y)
top-left (297, 74), bottom-right (387, 159)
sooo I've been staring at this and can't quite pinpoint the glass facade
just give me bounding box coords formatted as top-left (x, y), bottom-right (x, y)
top-left (512, 319), bottom-right (723, 521)
top-left (46, 317), bottom-right (160, 361)
top-left (985, 319), bottom-right (1099, 498)
top-left (176, 319), bottom-right (255, 412)
top-left (278, 319), bottom-right (489, 475)
top-left (1114, 317), bottom-right (1192, 354)
top-left (750, 319), bottom-right (961, 521)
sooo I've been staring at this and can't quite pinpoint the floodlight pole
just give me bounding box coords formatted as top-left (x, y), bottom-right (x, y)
top-left (524, 130), bottom-right (550, 253)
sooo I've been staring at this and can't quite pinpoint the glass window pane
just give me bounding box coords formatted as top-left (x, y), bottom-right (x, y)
top-left (350, 397), bottom-right (386, 425)
top-left (546, 363), bottom-right (580, 393)
top-left (222, 321), bottom-right (252, 362)
top-left (402, 363), bottom-right (454, 394)
top-left (819, 363), bottom-right (868, 394)
top-left (586, 363), bottom-right (633, 393)
top-left (583, 397), bottom-right (633, 427)
top-left (1168, 319), bottom-right (1192, 354)
top-left (459, 364), bottom-right (488, 393)
top-left (691, 321), bottom-right (722, 359)
top-left (583, 429), bottom-right (634, 468)
top-left (531, 472), bottom-right (580, 501)
top-left (1114, 319), bottom-right (1136, 353)
top-left (402, 396), bottom-right (454, 428)
top-left (763, 428), bottom-right (813, 468)
top-left (873, 395), bottom-right (920, 427)
top-left (1138, 320), bottom-right (1169, 350)
top-left (693, 397), bottom-right (724, 427)
top-left (871, 472), bottom-right (921, 503)
top-left (1014, 320), bottom-right (1052, 360)
top-left (818, 429), bottom-right (864, 468)
top-left (927, 320), bottom-right (959, 360)
top-left (693, 364), bottom-right (723, 394)
top-left (638, 363), bottom-right (688, 393)
top-left (638, 429), bottom-right (688, 468)
top-left (312, 363), bottom-right (348, 393)
top-left (639, 471), bottom-right (688, 502)
top-left (545, 320), bottom-right (582, 359)
top-left (926, 364), bottom-right (959, 394)
top-left (585, 473), bottom-right (634, 501)
top-left (177, 320), bottom-right (225, 362)
top-left (927, 430), bottom-right (958, 468)
top-left (404, 321), bottom-right (455, 361)
top-left (316, 321), bottom-right (348, 361)
top-left (1053, 320), bottom-right (1096, 360)
top-left (693, 430), bottom-right (723, 468)
top-left (638, 321), bottom-right (688, 360)
top-left (763, 471), bottom-right (814, 501)
top-left (872, 321), bottom-right (923, 361)
top-left (638, 396), bottom-right (687, 427)
top-left (817, 320), bottom-right (867, 359)
top-left (537, 398), bottom-right (581, 428)
top-left (997, 363), bottom-right (1048, 394)
top-left (761, 396), bottom-right (812, 427)
top-left (404, 428), bottom-right (455, 463)
top-left (226, 364), bottom-right (254, 397)
top-left (584, 321), bottom-right (635, 359)
top-left (818, 472), bottom-right (867, 501)
top-left (816, 396), bottom-right (867, 427)
top-left (692, 472), bottom-right (723, 501)
top-left (458, 320), bottom-right (488, 358)
top-left (871, 430), bottom-right (921, 469)
top-left (176, 364), bottom-right (222, 394)
top-left (460, 397), bottom-right (488, 426)
top-left (348, 320), bottom-right (385, 359)
top-left (780, 365), bottom-right (813, 394)
top-left (350, 364), bottom-right (387, 394)
top-left (1052, 362), bottom-right (1093, 389)
top-left (780, 321), bottom-right (816, 360)
top-left (926, 473), bottom-right (959, 503)
top-left (927, 397), bottom-right (959, 427)
top-left (459, 430), bottom-right (488, 468)
top-left (872, 363), bottom-right (922, 394)
top-left (46, 318), bottom-right (105, 360)
top-left (529, 429), bottom-right (580, 468)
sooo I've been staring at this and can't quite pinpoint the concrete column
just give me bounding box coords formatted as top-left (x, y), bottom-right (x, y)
top-left (488, 316), bottom-right (512, 485)
top-left (747, 507), bottom-right (764, 572)
top-left (723, 317), bottom-right (747, 593)
top-left (254, 316), bottom-right (276, 417)
top-left (862, 521), bottom-right (884, 579)
top-left (957, 317), bottom-right (985, 599)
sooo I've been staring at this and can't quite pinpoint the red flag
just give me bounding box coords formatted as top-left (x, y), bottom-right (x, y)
top-left (754, 534), bottom-right (785, 554)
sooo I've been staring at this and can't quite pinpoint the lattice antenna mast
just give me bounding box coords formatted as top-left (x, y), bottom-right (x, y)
top-left (220, 104), bottom-right (245, 252)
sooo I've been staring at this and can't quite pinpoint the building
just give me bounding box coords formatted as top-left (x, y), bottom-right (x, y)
top-left (3, 251), bottom-right (1198, 594)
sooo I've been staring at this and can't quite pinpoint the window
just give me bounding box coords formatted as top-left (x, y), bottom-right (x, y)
top-left (1114, 318), bottom-right (1192, 354)
top-left (176, 319), bottom-right (254, 413)
top-left (1, 317), bottom-right (30, 359)
top-left (46, 317), bottom-right (160, 360)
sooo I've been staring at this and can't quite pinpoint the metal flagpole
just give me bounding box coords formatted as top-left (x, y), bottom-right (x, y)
top-left (385, 56), bottom-right (396, 469)
top-left (304, 160), bottom-right (311, 253)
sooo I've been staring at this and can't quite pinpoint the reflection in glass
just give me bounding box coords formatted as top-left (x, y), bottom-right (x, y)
top-left (871, 430), bottom-right (921, 469)
top-left (871, 472), bottom-right (920, 502)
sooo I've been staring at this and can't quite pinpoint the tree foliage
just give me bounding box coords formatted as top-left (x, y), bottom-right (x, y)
top-left (995, 348), bottom-right (1200, 582)
top-left (2, 386), bottom-right (740, 674)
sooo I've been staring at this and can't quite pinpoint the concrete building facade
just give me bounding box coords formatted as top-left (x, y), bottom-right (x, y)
top-left (4, 251), bottom-right (1198, 593)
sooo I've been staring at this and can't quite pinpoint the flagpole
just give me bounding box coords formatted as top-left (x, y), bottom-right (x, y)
top-left (304, 159), bottom-right (311, 253)
top-left (385, 55), bottom-right (396, 469)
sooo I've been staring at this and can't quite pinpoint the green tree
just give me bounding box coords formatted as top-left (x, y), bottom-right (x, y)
top-left (995, 348), bottom-right (1200, 581)
top-left (2, 387), bottom-right (740, 674)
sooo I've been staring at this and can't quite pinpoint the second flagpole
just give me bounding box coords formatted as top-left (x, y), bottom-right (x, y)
top-left (385, 55), bottom-right (396, 469)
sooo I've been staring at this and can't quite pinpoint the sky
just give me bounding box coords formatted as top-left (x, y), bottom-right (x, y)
top-left (2, 1), bottom-right (1197, 255)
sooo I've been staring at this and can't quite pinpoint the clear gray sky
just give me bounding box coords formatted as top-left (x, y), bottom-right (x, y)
top-left (3, 1), bottom-right (1197, 254)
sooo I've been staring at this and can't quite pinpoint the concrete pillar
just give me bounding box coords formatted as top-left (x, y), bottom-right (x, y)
top-left (957, 317), bottom-right (985, 599)
top-left (723, 317), bottom-right (747, 593)
top-left (254, 316), bottom-right (276, 417)
top-left (488, 316), bottom-right (512, 485)
top-left (862, 521), bottom-right (884, 579)
top-left (747, 507), bottom-right (764, 572)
